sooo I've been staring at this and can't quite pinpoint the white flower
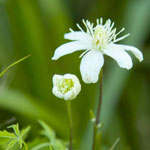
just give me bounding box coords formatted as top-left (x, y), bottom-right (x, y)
top-left (52, 18), bottom-right (143, 83)
top-left (52, 74), bottom-right (81, 100)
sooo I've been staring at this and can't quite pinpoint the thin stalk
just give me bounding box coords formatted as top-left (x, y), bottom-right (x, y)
top-left (0, 54), bottom-right (31, 78)
top-left (66, 100), bottom-right (73, 150)
top-left (92, 69), bottom-right (103, 150)
top-left (110, 138), bottom-right (120, 150)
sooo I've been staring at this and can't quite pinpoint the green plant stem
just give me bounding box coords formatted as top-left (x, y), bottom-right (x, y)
top-left (0, 54), bottom-right (31, 78)
top-left (92, 69), bottom-right (103, 150)
top-left (110, 138), bottom-right (120, 150)
top-left (66, 100), bottom-right (73, 150)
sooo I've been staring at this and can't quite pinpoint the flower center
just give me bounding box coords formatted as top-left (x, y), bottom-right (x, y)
top-left (93, 25), bottom-right (109, 50)
top-left (58, 79), bottom-right (74, 94)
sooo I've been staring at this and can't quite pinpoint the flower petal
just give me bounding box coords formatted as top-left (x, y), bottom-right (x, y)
top-left (64, 90), bottom-right (75, 100)
top-left (52, 41), bottom-right (89, 60)
top-left (115, 44), bottom-right (143, 62)
top-left (53, 74), bottom-right (62, 86)
top-left (52, 87), bottom-right (64, 99)
top-left (64, 31), bottom-right (92, 42)
top-left (104, 44), bottom-right (133, 69)
top-left (63, 74), bottom-right (76, 79)
top-left (80, 50), bottom-right (104, 83)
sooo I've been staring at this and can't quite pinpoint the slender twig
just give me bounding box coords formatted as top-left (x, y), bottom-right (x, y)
top-left (66, 101), bottom-right (73, 150)
top-left (92, 69), bottom-right (103, 150)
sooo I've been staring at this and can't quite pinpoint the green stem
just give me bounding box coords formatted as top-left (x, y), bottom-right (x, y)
top-left (110, 138), bottom-right (120, 150)
top-left (0, 54), bottom-right (31, 78)
top-left (92, 69), bottom-right (103, 150)
top-left (66, 101), bottom-right (73, 150)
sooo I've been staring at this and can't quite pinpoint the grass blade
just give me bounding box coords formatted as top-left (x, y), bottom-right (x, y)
top-left (0, 55), bottom-right (31, 78)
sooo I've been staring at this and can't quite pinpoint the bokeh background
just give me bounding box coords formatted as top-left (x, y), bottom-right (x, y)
top-left (0, 0), bottom-right (150, 149)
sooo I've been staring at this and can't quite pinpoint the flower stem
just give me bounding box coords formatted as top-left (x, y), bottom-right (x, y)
top-left (66, 101), bottom-right (73, 150)
top-left (92, 69), bottom-right (103, 150)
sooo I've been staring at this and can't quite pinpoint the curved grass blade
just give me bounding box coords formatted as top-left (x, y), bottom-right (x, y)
top-left (0, 54), bottom-right (31, 78)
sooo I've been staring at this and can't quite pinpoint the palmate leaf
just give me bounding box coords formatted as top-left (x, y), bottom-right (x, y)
top-left (0, 123), bottom-right (30, 150)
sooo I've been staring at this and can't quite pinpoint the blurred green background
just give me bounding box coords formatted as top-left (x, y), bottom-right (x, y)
top-left (0, 0), bottom-right (150, 149)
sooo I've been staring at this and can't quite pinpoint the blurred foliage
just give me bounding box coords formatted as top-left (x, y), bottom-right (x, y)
top-left (0, 120), bottom-right (67, 150)
top-left (0, 0), bottom-right (150, 150)
top-left (30, 120), bottom-right (68, 150)
top-left (0, 123), bottom-right (30, 149)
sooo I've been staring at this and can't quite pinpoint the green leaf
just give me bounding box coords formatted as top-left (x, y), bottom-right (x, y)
top-left (0, 138), bottom-right (11, 145)
top-left (0, 123), bottom-right (30, 150)
top-left (7, 139), bottom-right (17, 150)
top-left (49, 146), bottom-right (53, 150)
top-left (0, 130), bottom-right (16, 138)
top-left (32, 120), bottom-right (68, 150)
top-left (0, 89), bottom-right (68, 136)
top-left (38, 120), bottom-right (56, 143)
top-left (23, 141), bottom-right (28, 150)
top-left (0, 55), bottom-right (31, 78)
top-left (0, 130), bottom-right (16, 145)
top-left (21, 126), bottom-right (31, 140)
top-left (8, 123), bottom-right (20, 137)
top-left (31, 142), bottom-right (50, 150)
top-left (19, 139), bottom-right (23, 148)
top-left (54, 140), bottom-right (67, 150)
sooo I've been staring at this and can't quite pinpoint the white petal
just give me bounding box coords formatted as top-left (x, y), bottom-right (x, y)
top-left (63, 74), bottom-right (76, 79)
top-left (104, 44), bottom-right (133, 70)
top-left (52, 87), bottom-right (64, 99)
top-left (64, 31), bottom-right (85, 40)
top-left (80, 50), bottom-right (104, 83)
top-left (52, 41), bottom-right (89, 60)
top-left (53, 74), bottom-right (62, 86)
top-left (64, 31), bottom-right (92, 43)
top-left (72, 78), bottom-right (81, 95)
top-left (64, 90), bottom-right (75, 100)
top-left (72, 85), bottom-right (81, 98)
top-left (115, 44), bottom-right (143, 62)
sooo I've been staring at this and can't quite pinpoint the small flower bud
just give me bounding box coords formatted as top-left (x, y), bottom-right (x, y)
top-left (52, 74), bottom-right (81, 100)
